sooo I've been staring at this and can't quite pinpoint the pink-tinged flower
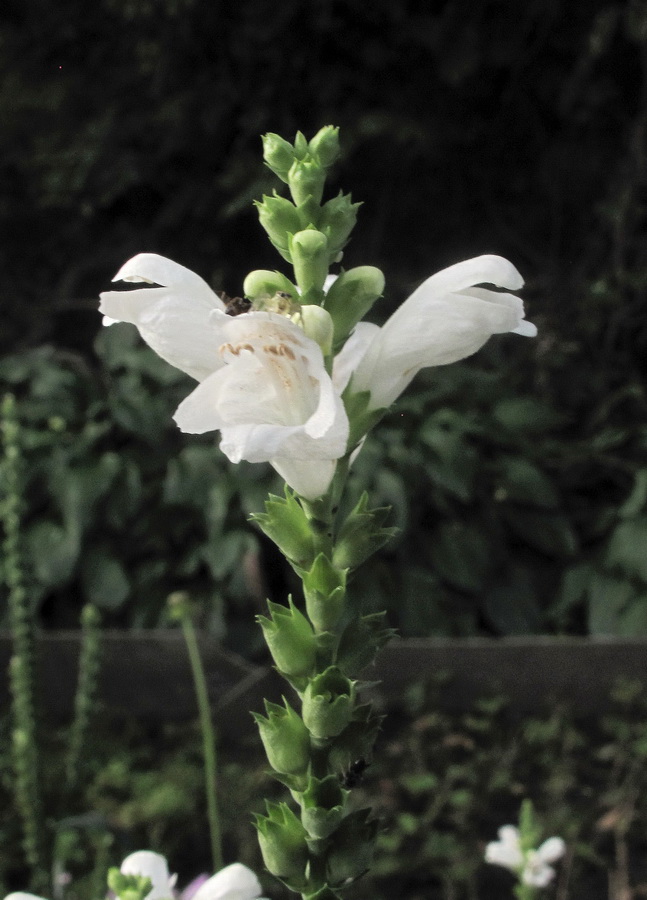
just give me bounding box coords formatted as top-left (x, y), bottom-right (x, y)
top-left (99, 254), bottom-right (349, 500)
top-left (334, 254), bottom-right (536, 410)
top-left (485, 825), bottom-right (565, 888)
top-left (119, 853), bottom-right (268, 900)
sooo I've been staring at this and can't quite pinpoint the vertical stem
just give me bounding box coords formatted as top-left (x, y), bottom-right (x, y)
top-left (66, 604), bottom-right (102, 792)
top-left (179, 607), bottom-right (223, 873)
top-left (1, 394), bottom-right (48, 892)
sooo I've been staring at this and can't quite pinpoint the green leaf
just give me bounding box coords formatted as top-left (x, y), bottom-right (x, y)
top-left (496, 456), bottom-right (560, 509)
top-left (605, 518), bottom-right (647, 581)
top-left (428, 521), bottom-right (492, 593)
top-left (501, 507), bottom-right (578, 557)
top-left (482, 566), bottom-right (542, 635)
top-left (81, 548), bottom-right (130, 610)
top-left (26, 521), bottom-right (80, 588)
top-left (587, 573), bottom-right (632, 635)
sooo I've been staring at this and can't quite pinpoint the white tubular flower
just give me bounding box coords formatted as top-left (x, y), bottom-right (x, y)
top-left (336, 255), bottom-right (536, 410)
top-left (484, 825), bottom-right (524, 872)
top-left (99, 254), bottom-right (349, 500)
top-left (522, 838), bottom-right (567, 888)
top-left (485, 825), bottom-right (565, 889)
top-left (120, 850), bottom-right (177, 900)
top-left (191, 863), bottom-right (268, 900)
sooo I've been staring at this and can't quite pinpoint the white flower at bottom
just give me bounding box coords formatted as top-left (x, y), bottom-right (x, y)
top-left (121, 851), bottom-right (177, 900)
top-left (99, 253), bottom-right (349, 500)
top-left (190, 862), bottom-right (268, 900)
top-left (485, 825), bottom-right (565, 889)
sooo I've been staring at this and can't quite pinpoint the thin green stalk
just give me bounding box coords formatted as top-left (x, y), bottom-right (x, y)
top-left (1, 394), bottom-right (48, 892)
top-left (172, 593), bottom-right (223, 873)
top-left (66, 603), bottom-right (102, 792)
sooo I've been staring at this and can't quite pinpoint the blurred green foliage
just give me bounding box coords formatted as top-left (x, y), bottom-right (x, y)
top-left (1, 0), bottom-right (647, 640)
top-left (4, 679), bottom-right (647, 898)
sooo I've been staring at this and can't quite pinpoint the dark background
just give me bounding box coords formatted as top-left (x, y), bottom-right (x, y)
top-left (1, 0), bottom-right (646, 642)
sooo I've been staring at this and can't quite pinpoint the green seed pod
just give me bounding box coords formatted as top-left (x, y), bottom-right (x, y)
top-left (302, 666), bottom-right (356, 740)
top-left (252, 698), bottom-right (311, 775)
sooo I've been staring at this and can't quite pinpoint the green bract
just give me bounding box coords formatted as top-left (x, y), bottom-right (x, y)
top-left (252, 698), bottom-right (311, 776)
top-left (254, 801), bottom-right (309, 890)
top-left (299, 554), bottom-right (347, 633)
top-left (301, 666), bottom-right (356, 740)
top-left (256, 598), bottom-right (317, 679)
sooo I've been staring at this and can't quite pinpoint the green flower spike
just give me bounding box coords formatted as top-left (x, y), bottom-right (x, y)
top-left (252, 698), bottom-right (311, 776)
top-left (254, 801), bottom-right (309, 890)
top-left (302, 666), bottom-right (356, 740)
top-left (256, 597), bottom-right (317, 679)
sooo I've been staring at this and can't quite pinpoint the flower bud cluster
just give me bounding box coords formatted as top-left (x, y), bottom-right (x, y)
top-left (251, 128), bottom-right (382, 348)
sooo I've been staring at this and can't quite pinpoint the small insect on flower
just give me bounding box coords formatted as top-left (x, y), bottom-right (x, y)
top-left (255, 291), bottom-right (301, 317)
top-left (218, 292), bottom-right (253, 317)
top-left (340, 758), bottom-right (369, 789)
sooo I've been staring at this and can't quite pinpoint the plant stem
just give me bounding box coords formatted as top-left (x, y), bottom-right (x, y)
top-left (1, 394), bottom-right (48, 892)
top-left (179, 608), bottom-right (223, 873)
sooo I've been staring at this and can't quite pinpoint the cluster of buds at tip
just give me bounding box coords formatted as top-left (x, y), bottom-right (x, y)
top-left (253, 127), bottom-right (379, 349)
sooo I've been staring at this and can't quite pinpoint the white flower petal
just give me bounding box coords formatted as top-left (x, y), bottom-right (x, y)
top-left (522, 858), bottom-right (555, 888)
top-left (99, 254), bottom-right (226, 382)
top-left (536, 836), bottom-right (566, 864)
top-left (172, 312), bottom-right (348, 497)
top-left (484, 826), bottom-right (523, 871)
top-left (350, 256), bottom-right (534, 410)
top-left (113, 253), bottom-right (217, 296)
top-left (120, 851), bottom-right (175, 900)
top-left (191, 864), bottom-right (262, 900)
top-left (270, 457), bottom-right (338, 500)
top-left (333, 322), bottom-right (380, 395)
top-left (4, 893), bottom-right (49, 900)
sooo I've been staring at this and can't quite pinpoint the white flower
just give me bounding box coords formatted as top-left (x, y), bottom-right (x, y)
top-left (190, 863), bottom-right (268, 900)
top-left (120, 853), bottom-right (267, 900)
top-left (334, 254), bottom-right (536, 410)
top-left (485, 825), bottom-right (565, 889)
top-left (121, 851), bottom-right (177, 900)
top-left (99, 254), bottom-right (349, 500)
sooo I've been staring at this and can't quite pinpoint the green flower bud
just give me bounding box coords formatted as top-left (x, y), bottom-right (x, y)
top-left (332, 492), bottom-right (396, 571)
top-left (263, 133), bottom-right (295, 183)
top-left (289, 229), bottom-right (330, 299)
top-left (298, 305), bottom-right (334, 356)
top-left (324, 266), bottom-right (385, 350)
top-left (325, 809), bottom-right (378, 887)
top-left (302, 666), bottom-right (356, 740)
top-left (254, 801), bottom-right (309, 890)
top-left (243, 270), bottom-right (299, 303)
top-left (300, 552), bottom-right (347, 632)
top-left (308, 126), bottom-right (340, 170)
top-left (252, 697), bottom-right (311, 775)
top-left (257, 597), bottom-right (317, 678)
top-left (293, 130), bottom-right (309, 160)
top-left (107, 870), bottom-right (153, 900)
top-left (299, 774), bottom-right (348, 840)
top-left (250, 489), bottom-right (316, 567)
top-left (289, 158), bottom-right (326, 207)
top-left (319, 193), bottom-right (361, 262)
top-left (255, 193), bottom-right (301, 261)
